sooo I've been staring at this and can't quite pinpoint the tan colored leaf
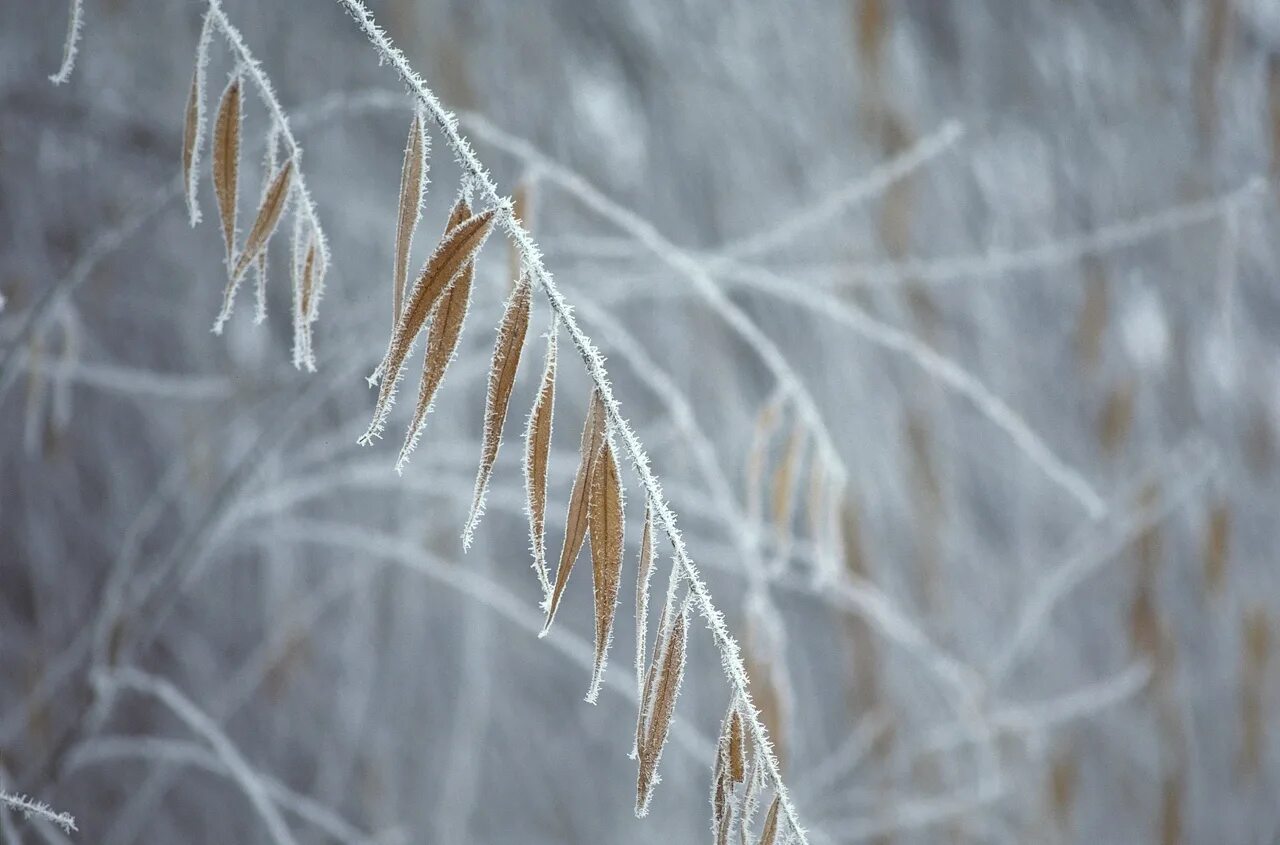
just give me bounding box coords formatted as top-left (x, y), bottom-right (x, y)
top-left (728, 707), bottom-right (746, 783)
top-left (542, 388), bottom-right (606, 633)
top-left (298, 237), bottom-right (318, 324)
top-left (182, 56), bottom-right (204, 226)
top-left (634, 503), bottom-right (655, 699)
top-left (757, 795), bottom-right (781, 845)
top-left (586, 438), bottom-right (624, 702)
top-left (228, 159), bottom-right (293, 284)
top-left (393, 111), bottom-right (428, 324)
top-left (636, 603), bottom-right (688, 816)
top-left (359, 206), bottom-right (498, 446)
top-left (712, 762), bottom-right (733, 845)
top-left (463, 270), bottom-right (533, 548)
top-left (211, 75), bottom-right (242, 267)
top-left (396, 199), bottom-right (477, 471)
top-left (524, 319), bottom-right (558, 602)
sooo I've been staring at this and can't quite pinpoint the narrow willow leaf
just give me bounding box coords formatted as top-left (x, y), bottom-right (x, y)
top-left (396, 200), bottom-right (477, 472)
top-left (213, 157), bottom-right (293, 323)
top-left (393, 110), bottom-right (428, 326)
top-left (524, 317), bottom-right (558, 603)
top-left (181, 27), bottom-right (210, 227)
top-left (728, 707), bottom-right (746, 783)
top-left (758, 795), bottom-right (781, 845)
top-left (636, 603), bottom-right (688, 816)
top-left (359, 206), bottom-right (498, 446)
top-left (463, 270), bottom-right (532, 548)
top-left (291, 233), bottom-right (318, 371)
top-left (542, 388), bottom-right (606, 634)
top-left (637, 559), bottom-right (681, 763)
top-left (712, 703), bottom-right (741, 843)
top-left (712, 759), bottom-right (733, 845)
top-left (634, 503), bottom-right (655, 706)
top-left (586, 438), bottom-right (625, 703)
top-left (222, 158), bottom-right (292, 290)
top-left (211, 74), bottom-right (242, 269)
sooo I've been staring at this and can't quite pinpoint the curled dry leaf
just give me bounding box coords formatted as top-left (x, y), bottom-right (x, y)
top-left (211, 74), bottom-right (242, 268)
top-left (636, 602), bottom-right (688, 816)
top-left (397, 198), bottom-right (477, 470)
top-left (524, 317), bottom-right (558, 603)
top-left (543, 387), bottom-right (606, 634)
top-left (712, 700), bottom-right (747, 844)
top-left (712, 760), bottom-right (734, 845)
top-left (228, 159), bottom-right (293, 285)
top-left (463, 270), bottom-right (532, 548)
top-left (758, 795), bottom-right (781, 845)
top-left (586, 437), bottom-right (624, 702)
top-left (728, 707), bottom-right (746, 783)
top-left (393, 110), bottom-right (428, 325)
top-left (634, 503), bottom-right (655, 706)
top-left (359, 205), bottom-right (499, 446)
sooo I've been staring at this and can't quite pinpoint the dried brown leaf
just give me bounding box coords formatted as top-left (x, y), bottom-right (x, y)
top-left (463, 270), bottom-right (533, 547)
top-left (396, 199), bottom-right (477, 470)
top-left (757, 795), bottom-right (781, 845)
top-left (636, 603), bottom-right (688, 816)
top-left (712, 759), bottom-right (734, 845)
top-left (298, 237), bottom-right (318, 327)
top-left (543, 388), bottom-right (606, 633)
top-left (393, 111), bottom-right (428, 324)
top-left (728, 707), bottom-right (746, 783)
top-left (229, 159), bottom-right (293, 284)
top-left (635, 503), bottom-right (655, 698)
top-left (211, 75), bottom-right (242, 268)
top-left (586, 438), bottom-right (625, 702)
top-left (359, 205), bottom-right (498, 445)
top-left (524, 319), bottom-right (558, 602)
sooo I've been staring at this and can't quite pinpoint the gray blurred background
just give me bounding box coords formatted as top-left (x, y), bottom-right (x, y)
top-left (3, 0), bottom-right (1280, 842)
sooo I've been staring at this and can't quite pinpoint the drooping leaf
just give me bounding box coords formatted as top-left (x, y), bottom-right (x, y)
top-left (463, 270), bottom-right (532, 548)
top-left (524, 317), bottom-right (558, 603)
top-left (586, 437), bottom-right (624, 702)
top-left (359, 206), bottom-right (498, 446)
top-left (211, 74), bottom-right (242, 268)
top-left (542, 388), bottom-right (605, 633)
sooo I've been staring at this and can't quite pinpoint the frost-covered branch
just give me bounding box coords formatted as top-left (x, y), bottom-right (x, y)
top-left (48, 0), bottom-right (84, 85)
top-left (325, 4), bottom-right (819, 836)
top-left (0, 791), bottom-right (78, 834)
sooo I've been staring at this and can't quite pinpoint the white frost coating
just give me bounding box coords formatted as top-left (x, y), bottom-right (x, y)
top-left (0, 791), bottom-right (77, 834)
top-left (335, 2), bottom-right (811, 838)
top-left (48, 0), bottom-right (85, 85)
